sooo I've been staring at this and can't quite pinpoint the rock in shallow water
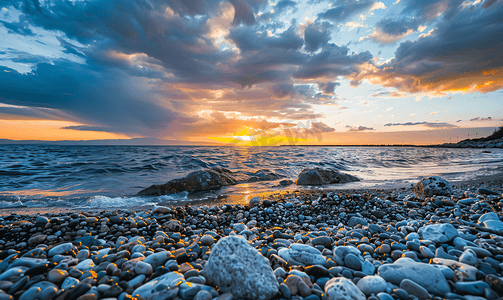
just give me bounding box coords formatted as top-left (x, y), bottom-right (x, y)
top-left (204, 235), bottom-right (278, 300)
top-left (295, 167), bottom-right (359, 185)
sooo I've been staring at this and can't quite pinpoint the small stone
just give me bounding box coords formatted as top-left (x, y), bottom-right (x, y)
top-left (35, 216), bottom-right (50, 225)
top-left (400, 279), bottom-right (430, 300)
top-left (194, 290), bottom-right (213, 300)
top-left (75, 259), bottom-right (95, 272)
top-left (356, 275), bottom-right (387, 296)
top-left (249, 197), bottom-right (260, 205)
top-left (62, 277), bottom-right (80, 290)
top-left (345, 254), bottom-right (362, 271)
top-left (348, 217), bottom-right (368, 227)
top-left (478, 212), bottom-right (503, 231)
top-left (278, 243), bottom-right (326, 266)
top-left (419, 246), bottom-right (435, 259)
top-left (459, 249), bottom-right (478, 266)
top-left (418, 223), bottom-right (459, 244)
top-left (376, 292), bottom-right (395, 300)
top-left (477, 188), bottom-right (499, 195)
top-left (165, 220), bottom-right (183, 232)
top-left (28, 234), bottom-right (47, 245)
top-left (200, 235), bottom-right (215, 246)
top-left (325, 277), bottom-right (365, 300)
top-left (48, 269), bottom-right (69, 284)
top-left (485, 274), bottom-right (503, 294)
top-left (362, 261), bottom-right (375, 275)
top-left (279, 283), bottom-right (291, 299)
top-left (48, 242), bottom-right (73, 257)
top-left (134, 261), bottom-right (153, 276)
top-left (455, 281), bottom-right (490, 296)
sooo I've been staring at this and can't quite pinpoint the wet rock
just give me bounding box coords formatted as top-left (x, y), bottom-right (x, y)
top-left (485, 274), bottom-right (503, 294)
top-left (278, 243), bottom-right (326, 266)
top-left (418, 223), bottom-right (459, 243)
top-left (28, 234), bottom-right (47, 245)
top-left (249, 197), bottom-right (260, 206)
top-left (356, 275), bottom-right (387, 296)
top-left (455, 281), bottom-right (490, 296)
top-left (477, 188), bottom-right (499, 195)
top-left (204, 235), bottom-right (278, 300)
top-left (478, 212), bottom-right (503, 231)
top-left (399, 279), bottom-right (430, 300)
top-left (48, 243), bottom-right (73, 257)
top-left (138, 167), bottom-right (237, 195)
top-left (325, 277), bottom-right (365, 300)
top-left (132, 271), bottom-right (183, 299)
top-left (414, 176), bottom-right (452, 196)
top-left (348, 217), bottom-right (368, 227)
top-left (295, 167), bottom-right (359, 185)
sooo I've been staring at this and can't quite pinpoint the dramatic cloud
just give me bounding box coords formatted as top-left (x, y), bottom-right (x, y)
top-left (0, 0), bottom-right (501, 143)
top-left (351, 0), bottom-right (503, 96)
top-left (384, 121), bottom-right (458, 128)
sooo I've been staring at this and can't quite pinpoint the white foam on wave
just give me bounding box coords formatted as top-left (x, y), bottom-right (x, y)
top-left (82, 195), bottom-right (156, 208)
top-left (0, 199), bottom-right (24, 209)
top-left (157, 191), bottom-right (189, 201)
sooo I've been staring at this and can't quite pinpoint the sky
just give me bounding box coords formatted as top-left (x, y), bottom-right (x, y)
top-left (0, 0), bottom-right (502, 145)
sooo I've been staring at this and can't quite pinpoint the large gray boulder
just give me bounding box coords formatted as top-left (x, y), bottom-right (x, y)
top-left (414, 176), bottom-right (452, 196)
top-left (204, 235), bottom-right (278, 300)
top-left (138, 167), bottom-right (284, 196)
top-left (296, 167), bottom-right (359, 185)
top-left (138, 167), bottom-right (236, 195)
top-left (378, 257), bottom-right (450, 296)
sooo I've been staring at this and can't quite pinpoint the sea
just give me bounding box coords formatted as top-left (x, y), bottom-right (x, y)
top-left (0, 145), bottom-right (502, 210)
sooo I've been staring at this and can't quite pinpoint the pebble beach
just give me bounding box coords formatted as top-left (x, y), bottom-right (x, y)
top-left (0, 174), bottom-right (503, 300)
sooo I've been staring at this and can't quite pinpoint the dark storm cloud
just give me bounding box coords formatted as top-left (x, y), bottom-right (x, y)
top-left (384, 122), bottom-right (458, 128)
top-left (0, 62), bottom-right (193, 136)
top-left (352, 0), bottom-right (503, 95)
top-left (318, 0), bottom-right (374, 22)
top-left (304, 21), bottom-right (333, 52)
top-left (0, 0), bottom-right (375, 138)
